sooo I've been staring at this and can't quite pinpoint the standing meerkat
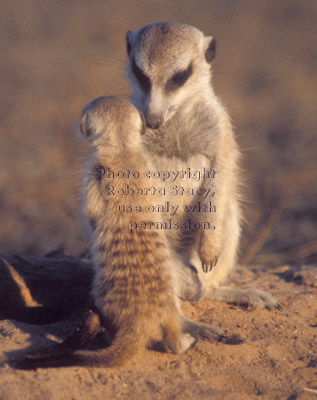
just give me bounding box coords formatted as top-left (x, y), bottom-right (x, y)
top-left (126, 22), bottom-right (280, 309)
top-left (79, 96), bottom-right (197, 365)
top-left (13, 96), bottom-right (223, 370)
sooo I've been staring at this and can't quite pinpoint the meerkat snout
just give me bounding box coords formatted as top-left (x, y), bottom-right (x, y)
top-left (145, 114), bottom-right (162, 130)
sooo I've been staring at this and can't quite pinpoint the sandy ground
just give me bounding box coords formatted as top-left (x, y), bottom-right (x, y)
top-left (0, 264), bottom-right (316, 400)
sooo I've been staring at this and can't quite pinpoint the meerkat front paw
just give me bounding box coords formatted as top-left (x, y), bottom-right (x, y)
top-left (201, 258), bottom-right (218, 273)
top-left (199, 236), bottom-right (221, 273)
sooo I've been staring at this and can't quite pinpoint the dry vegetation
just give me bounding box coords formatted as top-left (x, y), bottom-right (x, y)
top-left (0, 0), bottom-right (316, 399)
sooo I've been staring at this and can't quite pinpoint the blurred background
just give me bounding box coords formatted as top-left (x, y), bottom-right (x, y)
top-left (0, 0), bottom-right (316, 266)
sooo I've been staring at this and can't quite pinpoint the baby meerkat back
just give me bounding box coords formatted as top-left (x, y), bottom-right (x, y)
top-left (80, 96), bottom-right (195, 365)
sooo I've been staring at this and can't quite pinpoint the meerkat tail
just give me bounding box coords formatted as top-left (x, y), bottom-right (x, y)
top-left (13, 328), bottom-right (143, 370)
top-left (72, 330), bottom-right (143, 367)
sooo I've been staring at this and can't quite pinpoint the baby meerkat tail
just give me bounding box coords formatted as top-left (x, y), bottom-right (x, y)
top-left (13, 327), bottom-right (143, 370)
top-left (13, 313), bottom-right (195, 370)
top-left (11, 309), bottom-right (104, 370)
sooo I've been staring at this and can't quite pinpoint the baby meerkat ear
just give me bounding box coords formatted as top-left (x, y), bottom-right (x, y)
top-left (80, 112), bottom-right (92, 140)
top-left (204, 36), bottom-right (216, 64)
top-left (126, 31), bottom-right (133, 56)
top-left (139, 111), bottom-right (146, 135)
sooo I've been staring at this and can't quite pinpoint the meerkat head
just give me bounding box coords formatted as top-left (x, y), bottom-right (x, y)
top-left (126, 22), bottom-right (216, 130)
top-left (80, 96), bottom-right (146, 151)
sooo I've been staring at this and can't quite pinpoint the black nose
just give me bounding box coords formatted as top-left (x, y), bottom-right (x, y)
top-left (145, 114), bottom-right (162, 130)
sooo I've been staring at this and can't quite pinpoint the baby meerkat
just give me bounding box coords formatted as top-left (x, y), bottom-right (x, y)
top-left (13, 96), bottom-right (224, 370)
top-left (79, 96), bottom-right (196, 365)
top-left (12, 95), bottom-right (223, 370)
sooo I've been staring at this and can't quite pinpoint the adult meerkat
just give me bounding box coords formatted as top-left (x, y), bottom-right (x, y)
top-left (126, 22), bottom-right (280, 309)
top-left (13, 96), bottom-right (223, 370)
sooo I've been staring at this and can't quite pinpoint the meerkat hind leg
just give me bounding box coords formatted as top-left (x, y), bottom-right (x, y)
top-left (181, 316), bottom-right (225, 342)
top-left (179, 333), bottom-right (197, 352)
top-left (190, 240), bottom-right (281, 310)
top-left (162, 314), bottom-right (196, 354)
top-left (62, 309), bottom-right (107, 350)
top-left (205, 286), bottom-right (281, 310)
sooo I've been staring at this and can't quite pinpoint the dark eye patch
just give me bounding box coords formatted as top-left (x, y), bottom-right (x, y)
top-left (131, 58), bottom-right (151, 93)
top-left (166, 63), bottom-right (193, 92)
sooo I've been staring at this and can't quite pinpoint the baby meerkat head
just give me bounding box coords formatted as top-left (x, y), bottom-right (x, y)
top-left (126, 22), bottom-right (216, 129)
top-left (80, 96), bottom-right (146, 149)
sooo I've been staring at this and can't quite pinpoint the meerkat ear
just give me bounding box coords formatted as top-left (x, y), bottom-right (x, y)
top-left (204, 36), bottom-right (216, 64)
top-left (126, 31), bottom-right (133, 56)
top-left (80, 112), bottom-right (92, 140)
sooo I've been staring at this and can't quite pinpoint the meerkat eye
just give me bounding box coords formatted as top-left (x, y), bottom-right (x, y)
top-left (166, 64), bottom-right (193, 92)
top-left (131, 58), bottom-right (151, 93)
